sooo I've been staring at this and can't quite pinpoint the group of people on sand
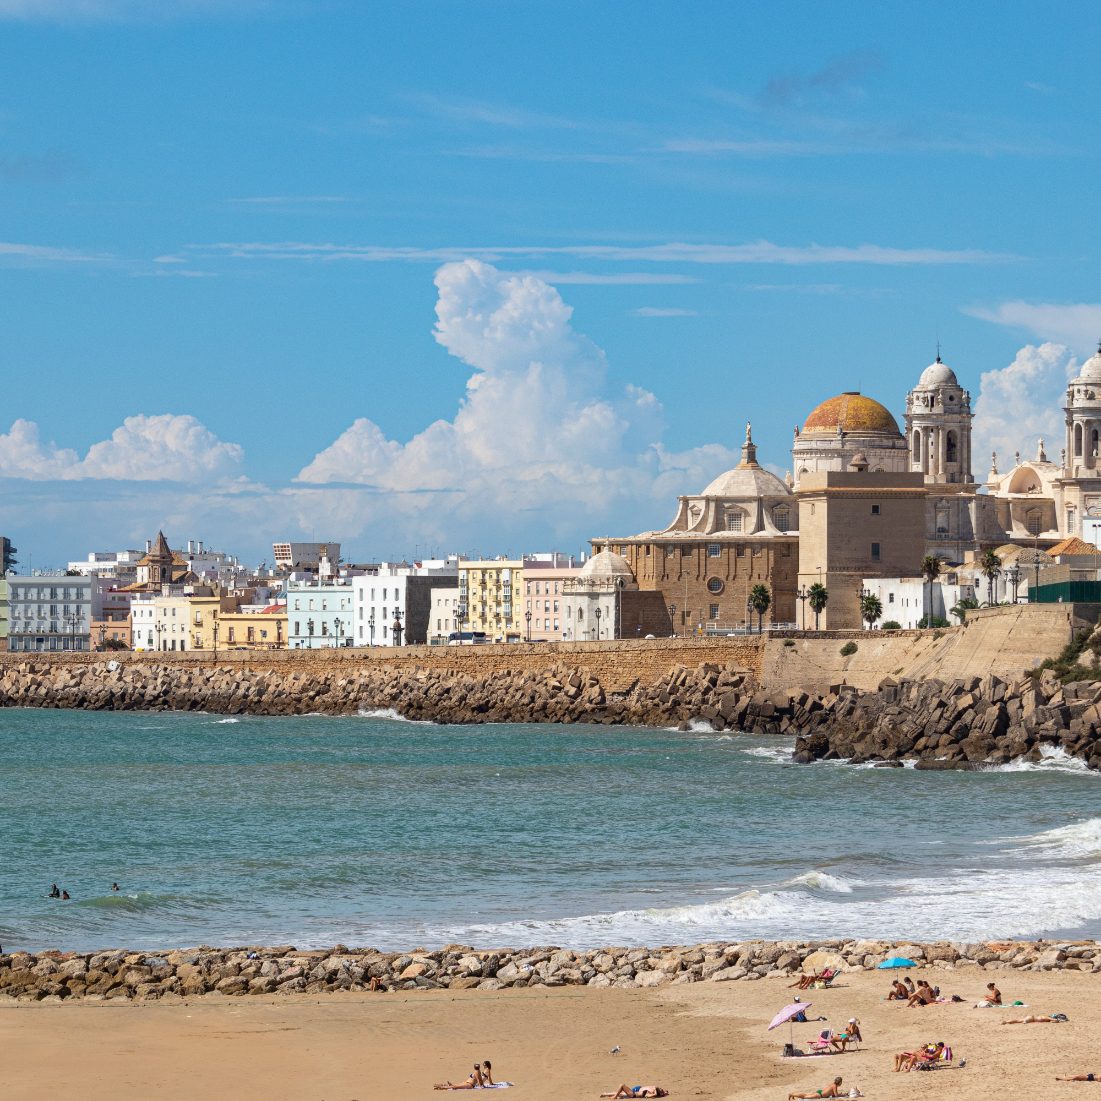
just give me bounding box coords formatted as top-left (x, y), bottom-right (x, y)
top-left (790, 968), bottom-right (837, 990)
top-left (434, 1061), bottom-right (498, 1090)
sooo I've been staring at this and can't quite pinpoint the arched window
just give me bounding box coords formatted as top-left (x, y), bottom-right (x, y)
top-left (1075, 423), bottom-right (1083, 457)
top-left (577, 608), bottom-right (584, 622)
top-left (726, 509), bottom-right (744, 532)
top-left (946, 431), bottom-right (957, 463)
top-left (912, 430), bottom-right (922, 463)
top-left (1026, 510), bottom-right (1042, 536)
top-left (773, 507), bottom-right (791, 532)
top-left (1092, 429), bottom-right (1099, 458)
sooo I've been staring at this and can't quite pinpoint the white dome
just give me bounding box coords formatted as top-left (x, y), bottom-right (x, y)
top-left (917, 358), bottom-right (959, 388)
top-left (581, 548), bottom-right (634, 581)
top-left (1074, 349), bottom-right (1101, 383)
top-left (701, 465), bottom-right (791, 498)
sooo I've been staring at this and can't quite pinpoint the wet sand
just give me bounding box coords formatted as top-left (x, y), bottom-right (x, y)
top-left (1, 966), bottom-right (1096, 1100)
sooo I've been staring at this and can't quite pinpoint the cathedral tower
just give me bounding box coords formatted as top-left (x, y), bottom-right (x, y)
top-left (904, 354), bottom-right (973, 485)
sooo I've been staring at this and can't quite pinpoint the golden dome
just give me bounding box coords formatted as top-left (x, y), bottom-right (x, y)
top-left (803, 392), bottom-right (900, 435)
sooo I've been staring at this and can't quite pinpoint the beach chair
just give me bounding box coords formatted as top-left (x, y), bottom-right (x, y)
top-left (811, 968), bottom-right (838, 989)
top-left (805, 1030), bottom-right (835, 1054)
top-left (912, 1045), bottom-right (953, 1071)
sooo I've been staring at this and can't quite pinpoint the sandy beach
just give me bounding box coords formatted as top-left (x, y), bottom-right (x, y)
top-left (2, 965), bottom-right (1096, 1100)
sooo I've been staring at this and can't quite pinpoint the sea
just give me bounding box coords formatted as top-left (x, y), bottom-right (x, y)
top-left (2, 708), bottom-right (1099, 955)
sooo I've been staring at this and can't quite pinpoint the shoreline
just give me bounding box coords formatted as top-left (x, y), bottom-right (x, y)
top-left (3, 937), bottom-right (1097, 1003)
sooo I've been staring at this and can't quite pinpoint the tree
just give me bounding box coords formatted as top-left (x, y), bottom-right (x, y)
top-left (860, 593), bottom-right (883, 630)
top-left (920, 554), bottom-right (943, 627)
top-left (881, 620), bottom-right (903, 631)
top-left (950, 596), bottom-right (980, 624)
top-left (979, 549), bottom-right (1003, 605)
top-left (749, 583), bottom-right (771, 633)
top-left (807, 582), bottom-right (828, 630)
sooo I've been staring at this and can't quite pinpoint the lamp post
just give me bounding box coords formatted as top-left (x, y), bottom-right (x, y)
top-left (154, 621), bottom-right (164, 652)
top-left (669, 602), bottom-right (677, 638)
top-left (746, 596), bottom-right (754, 634)
top-left (594, 605), bottom-right (602, 640)
top-left (307, 618), bottom-right (315, 649)
top-left (98, 624), bottom-right (107, 651)
top-left (525, 609), bottom-right (532, 642)
top-left (797, 585), bottom-right (809, 631)
top-left (1005, 565), bottom-right (1021, 604)
top-left (392, 610), bottom-right (404, 647)
top-left (334, 617), bottom-right (343, 649)
top-left (369, 614), bottom-right (375, 646)
top-left (212, 610), bottom-right (219, 660)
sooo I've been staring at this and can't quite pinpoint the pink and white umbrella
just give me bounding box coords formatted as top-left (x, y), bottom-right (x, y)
top-left (769, 1001), bottom-right (812, 1045)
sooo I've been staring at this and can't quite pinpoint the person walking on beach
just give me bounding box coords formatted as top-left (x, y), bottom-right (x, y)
top-left (789, 1075), bottom-right (845, 1099)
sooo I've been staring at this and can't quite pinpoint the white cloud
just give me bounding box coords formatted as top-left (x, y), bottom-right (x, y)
top-left (0, 240), bottom-right (108, 263)
top-left (0, 414), bottom-right (243, 481)
top-left (631, 307), bottom-right (698, 317)
top-left (297, 260), bottom-right (739, 543)
top-left (965, 300), bottom-right (1101, 351)
top-left (972, 343), bottom-right (1078, 473)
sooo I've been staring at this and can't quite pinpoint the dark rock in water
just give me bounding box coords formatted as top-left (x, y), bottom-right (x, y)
top-left (913, 758), bottom-right (980, 771)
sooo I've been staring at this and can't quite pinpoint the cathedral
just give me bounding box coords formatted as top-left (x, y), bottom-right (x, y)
top-left (598, 347), bottom-right (1101, 631)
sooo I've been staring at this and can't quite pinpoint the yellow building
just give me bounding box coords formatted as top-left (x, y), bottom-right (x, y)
top-left (458, 559), bottom-right (523, 641)
top-left (217, 607), bottom-right (287, 650)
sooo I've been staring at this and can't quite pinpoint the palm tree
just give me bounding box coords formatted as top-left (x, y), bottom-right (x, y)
top-left (949, 596), bottom-right (980, 624)
top-left (979, 549), bottom-right (1002, 605)
top-left (807, 582), bottom-right (828, 630)
top-left (860, 593), bottom-right (883, 630)
top-left (920, 554), bottom-right (942, 627)
top-left (748, 583), bottom-right (771, 633)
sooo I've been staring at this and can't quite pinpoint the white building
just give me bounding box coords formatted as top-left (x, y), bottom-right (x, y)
top-left (352, 558), bottom-right (460, 646)
top-left (429, 587), bottom-right (462, 643)
top-left (131, 593), bottom-right (197, 651)
top-left (285, 580), bottom-right (355, 648)
top-left (273, 542), bottom-right (341, 571)
top-left (7, 574), bottom-right (107, 652)
top-left (560, 549), bottom-right (638, 641)
top-left (66, 549), bottom-right (145, 580)
top-left (860, 574), bottom-right (978, 629)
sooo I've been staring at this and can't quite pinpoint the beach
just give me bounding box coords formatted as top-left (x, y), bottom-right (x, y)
top-left (2, 966), bottom-right (1096, 1100)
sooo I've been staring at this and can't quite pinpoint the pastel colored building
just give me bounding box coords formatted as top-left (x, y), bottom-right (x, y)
top-left (352, 559), bottom-right (459, 646)
top-left (458, 559), bottom-right (523, 642)
top-left (285, 581), bottom-right (354, 648)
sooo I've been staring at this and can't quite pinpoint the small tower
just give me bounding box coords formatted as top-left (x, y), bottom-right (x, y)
top-left (904, 353), bottom-right (974, 484)
top-left (1063, 342), bottom-right (1101, 477)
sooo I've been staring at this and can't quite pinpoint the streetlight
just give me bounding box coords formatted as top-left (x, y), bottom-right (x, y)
top-left (594, 605), bottom-right (602, 640)
top-left (307, 618), bottom-right (315, 648)
top-left (334, 617), bottom-right (343, 648)
top-left (669, 602), bottom-right (677, 638)
top-left (746, 596), bottom-right (754, 634)
top-left (392, 610), bottom-right (404, 646)
top-left (212, 610), bottom-right (219, 660)
top-left (525, 609), bottom-right (532, 641)
top-left (369, 613), bottom-right (375, 646)
top-left (154, 621), bottom-right (164, 652)
top-left (797, 585), bottom-right (809, 631)
top-left (98, 624), bottom-right (107, 651)
top-left (1005, 565), bottom-right (1021, 604)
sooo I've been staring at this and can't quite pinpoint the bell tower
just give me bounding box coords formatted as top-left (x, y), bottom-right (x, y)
top-left (904, 354), bottom-right (973, 485)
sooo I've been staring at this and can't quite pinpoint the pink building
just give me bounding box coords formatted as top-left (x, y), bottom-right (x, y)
top-left (521, 553), bottom-right (586, 641)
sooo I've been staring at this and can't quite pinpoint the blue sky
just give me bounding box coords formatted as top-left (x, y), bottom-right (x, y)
top-left (3, 0), bottom-right (1101, 567)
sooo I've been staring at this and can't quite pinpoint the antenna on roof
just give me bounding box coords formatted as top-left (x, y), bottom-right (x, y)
top-left (936, 336), bottom-right (942, 363)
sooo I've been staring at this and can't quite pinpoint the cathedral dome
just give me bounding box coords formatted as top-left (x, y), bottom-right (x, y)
top-left (803, 392), bottom-right (900, 436)
top-left (701, 465), bottom-right (790, 498)
top-left (917, 357), bottom-right (959, 388)
top-left (1074, 346), bottom-right (1101, 383)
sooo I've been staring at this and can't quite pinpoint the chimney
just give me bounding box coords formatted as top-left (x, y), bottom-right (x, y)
top-left (145, 539), bottom-right (152, 553)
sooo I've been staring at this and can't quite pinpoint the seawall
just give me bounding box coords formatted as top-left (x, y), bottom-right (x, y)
top-left (1, 938), bottom-right (1095, 1002)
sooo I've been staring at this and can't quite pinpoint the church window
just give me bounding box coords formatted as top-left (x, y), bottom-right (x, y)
top-left (1093, 429), bottom-right (1099, 458)
top-left (681, 544), bottom-right (692, 557)
top-left (1067, 508), bottom-right (1077, 534)
top-left (912, 431), bottom-right (921, 463)
top-left (666, 545), bottom-right (676, 557)
top-left (1075, 424), bottom-right (1083, 457)
top-left (946, 431), bottom-right (958, 463)
top-left (1026, 511), bottom-right (1042, 536)
top-left (736, 544), bottom-right (746, 557)
top-left (726, 511), bottom-right (744, 532)
top-left (781, 544), bottom-right (792, 557)
top-left (708, 543), bottom-right (721, 557)
top-left (871, 504), bottom-right (880, 515)
top-left (707, 577), bottom-right (724, 594)
top-left (774, 507), bottom-right (791, 532)
top-left (752, 544), bottom-right (761, 556)
top-left (871, 542), bottom-right (881, 561)
top-left (709, 604), bottom-right (720, 620)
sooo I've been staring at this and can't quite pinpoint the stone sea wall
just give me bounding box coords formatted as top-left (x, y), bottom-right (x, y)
top-left (1, 939), bottom-right (1096, 1002)
top-left (790, 667), bottom-right (1101, 771)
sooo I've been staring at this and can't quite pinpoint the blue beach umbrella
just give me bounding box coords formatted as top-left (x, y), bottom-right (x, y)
top-left (878, 957), bottom-right (917, 969)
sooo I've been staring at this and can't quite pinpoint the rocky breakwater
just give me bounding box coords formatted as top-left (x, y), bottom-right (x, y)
top-left (0, 657), bottom-right (764, 726)
top-left (790, 667), bottom-right (1101, 771)
top-left (1, 939), bottom-right (1097, 1002)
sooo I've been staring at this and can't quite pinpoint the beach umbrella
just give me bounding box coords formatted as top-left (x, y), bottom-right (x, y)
top-left (877, 957), bottom-right (917, 969)
top-left (768, 1001), bottom-right (812, 1046)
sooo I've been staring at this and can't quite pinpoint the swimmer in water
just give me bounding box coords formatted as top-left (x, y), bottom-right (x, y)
top-left (61, 890), bottom-right (70, 900)
top-left (111, 883), bottom-right (120, 892)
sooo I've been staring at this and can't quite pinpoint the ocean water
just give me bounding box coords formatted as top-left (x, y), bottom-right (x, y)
top-left (1, 708), bottom-right (1098, 954)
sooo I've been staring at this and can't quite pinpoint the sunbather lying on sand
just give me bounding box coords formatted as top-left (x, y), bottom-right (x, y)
top-left (434, 1065), bottom-right (487, 1089)
top-left (790, 969), bottom-right (834, 990)
top-left (894, 1042), bottom-right (944, 1072)
top-left (1002, 1014), bottom-right (1068, 1024)
top-left (1056, 1074), bottom-right (1098, 1081)
top-left (600, 1087), bottom-right (668, 1098)
top-left (789, 1075), bottom-right (846, 1099)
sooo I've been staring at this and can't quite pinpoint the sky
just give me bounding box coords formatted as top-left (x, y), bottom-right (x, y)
top-left (3, 0), bottom-right (1101, 568)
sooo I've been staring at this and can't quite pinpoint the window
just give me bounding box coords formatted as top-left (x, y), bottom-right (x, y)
top-left (681, 544), bottom-right (692, 557)
top-left (871, 542), bottom-right (881, 561)
top-left (774, 507), bottom-right (791, 532)
top-left (709, 604), bottom-right (720, 620)
top-left (946, 431), bottom-right (958, 463)
top-left (888, 593), bottom-right (895, 603)
top-left (736, 543), bottom-right (745, 557)
top-left (708, 543), bottom-right (721, 557)
top-left (726, 511), bottom-right (743, 532)
top-left (707, 577), bottom-right (724, 594)
top-left (871, 504), bottom-right (880, 515)
top-left (1026, 511), bottom-right (1042, 536)
top-left (781, 544), bottom-right (792, 557)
